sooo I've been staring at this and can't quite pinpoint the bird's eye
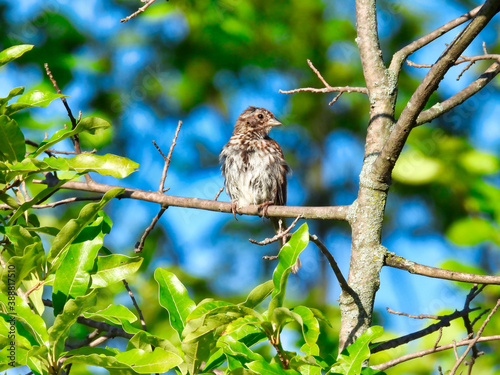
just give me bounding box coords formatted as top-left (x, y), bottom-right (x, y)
top-left (258, 114), bottom-right (264, 119)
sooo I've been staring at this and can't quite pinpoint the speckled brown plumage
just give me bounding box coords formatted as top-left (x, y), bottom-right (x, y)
top-left (220, 106), bottom-right (301, 273)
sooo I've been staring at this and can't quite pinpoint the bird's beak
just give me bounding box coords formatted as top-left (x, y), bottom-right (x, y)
top-left (268, 118), bottom-right (282, 127)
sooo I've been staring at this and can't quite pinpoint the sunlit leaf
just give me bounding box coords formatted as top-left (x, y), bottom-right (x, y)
top-left (331, 326), bottom-right (383, 375)
top-left (269, 223), bottom-right (309, 314)
top-left (0, 115), bottom-right (25, 163)
top-left (90, 254), bottom-right (143, 287)
top-left (0, 44), bottom-right (33, 67)
top-left (48, 290), bottom-right (98, 360)
top-left (52, 214), bottom-right (110, 315)
top-left (47, 188), bottom-right (123, 270)
top-left (83, 304), bottom-right (137, 325)
top-left (155, 268), bottom-right (196, 340)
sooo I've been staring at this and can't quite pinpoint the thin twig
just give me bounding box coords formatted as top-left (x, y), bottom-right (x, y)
top-left (309, 234), bottom-right (350, 294)
top-left (0, 196), bottom-right (104, 211)
top-left (120, 0), bottom-right (157, 23)
top-left (372, 335), bottom-right (500, 371)
top-left (135, 207), bottom-right (167, 253)
top-left (434, 327), bottom-right (443, 349)
top-left (26, 139), bottom-right (97, 155)
top-left (307, 59), bottom-right (331, 88)
top-left (279, 59), bottom-right (368, 105)
top-left (214, 187), bottom-right (224, 201)
top-left (122, 279), bottom-right (147, 331)
top-left (249, 215), bottom-right (302, 245)
top-left (154, 120), bottom-right (183, 192)
top-left (44, 63), bottom-right (92, 183)
top-left (372, 307), bottom-right (480, 353)
top-left (329, 92), bottom-right (343, 105)
top-left (450, 299), bottom-right (500, 375)
top-left (386, 307), bottom-right (438, 320)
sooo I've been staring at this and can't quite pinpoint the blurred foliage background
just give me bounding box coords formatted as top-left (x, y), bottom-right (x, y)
top-left (1, 0), bottom-right (500, 373)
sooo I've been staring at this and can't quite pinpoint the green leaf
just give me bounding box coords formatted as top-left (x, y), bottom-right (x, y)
top-left (48, 290), bottom-right (98, 361)
top-left (126, 330), bottom-right (180, 355)
top-left (240, 280), bottom-right (274, 308)
top-left (5, 90), bottom-right (67, 116)
top-left (64, 346), bottom-right (182, 374)
top-left (47, 188), bottom-right (124, 270)
top-left (155, 268), bottom-right (196, 340)
top-left (269, 223), bottom-right (309, 314)
top-left (83, 304), bottom-right (137, 326)
top-left (447, 217), bottom-right (499, 246)
top-left (0, 192), bottom-right (20, 209)
top-left (187, 299), bottom-right (233, 320)
top-left (52, 214), bottom-right (109, 315)
top-left (91, 254), bottom-right (143, 287)
top-left (217, 335), bottom-right (264, 365)
top-left (0, 243), bottom-right (44, 292)
top-left (115, 347), bottom-right (183, 374)
top-left (332, 326), bottom-right (383, 375)
top-left (295, 343), bottom-right (321, 375)
top-left (0, 44), bottom-right (33, 67)
top-left (292, 306), bottom-right (320, 345)
top-left (0, 294), bottom-right (49, 347)
top-left (29, 117), bottom-right (110, 158)
top-left (0, 115), bottom-right (26, 162)
top-left (46, 153), bottom-right (139, 178)
top-left (247, 360), bottom-right (301, 375)
top-left (0, 87), bottom-right (25, 111)
top-left (77, 116), bottom-right (112, 134)
top-left (8, 178), bottom-right (68, 225)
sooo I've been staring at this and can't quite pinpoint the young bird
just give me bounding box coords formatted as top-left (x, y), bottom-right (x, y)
top-left (219, 106), bottom-right (301, 273)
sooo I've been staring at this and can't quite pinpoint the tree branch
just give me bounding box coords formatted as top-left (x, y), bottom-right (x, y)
top-left (384, 252), bottom-right (500, 284)
top-left (278, 59), bottom-right (368, 105)
top-left (372, 335), bottom-right (500, 371)
top-left (450, 299), bottom-right (500, 374)
top-left (374, 0), bottom-right (500, 183)
top-left (372, 307), bottom-right (479, 353)
top-left (120, 0), bottom-right (157, 23)
top-left (416, 60), bottom-right (500, 125)
top-left (389, 4), bottom-right (483, 75)
top-left (33, 178), bottom-right (351, 221)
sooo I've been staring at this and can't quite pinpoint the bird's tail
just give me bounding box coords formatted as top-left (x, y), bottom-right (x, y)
top-left (271, 217), bottom-right (301, 274)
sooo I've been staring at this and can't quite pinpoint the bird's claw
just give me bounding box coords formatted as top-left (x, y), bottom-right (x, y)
top-left (231, 201), bottom-right (239, 220)
top-left (258, 200), bottom-right (274, 221)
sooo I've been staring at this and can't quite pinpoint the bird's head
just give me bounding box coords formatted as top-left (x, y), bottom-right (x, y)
top-left (233, 106), bottom-right (282, 136)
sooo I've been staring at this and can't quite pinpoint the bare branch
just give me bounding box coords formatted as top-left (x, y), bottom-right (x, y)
top-left (372, 307), bottom-right (479, 353)
top-left (279, 59), bottom-right (368, 104)
top-left (279, 86), bottom-right (368, 95)
top-left (374, 0), bottom-right (500, 183)
top-left (122, 279), bottom-right (147, 331)
top-left (372, 335), bottom-right (500, 371)
top-left (386, 307), bottom-right (438, 320)
top-left (44, 63), bottom-right (93, 183)
top-left (153, 120), bottom-right (182, 192)
top-left (33, 178), bottom-right (351, 221)
top-left (416, 60), bottom-right (500, 125)
top-left (450, 299), bottom-right (500, 374)
top-left (120, 0), bottom-right (157, 23)
top-left (214, 187), bottom-right (224, 201)
top-left (249, 215), bottom-right (302, 245)
top-left (384, 252), bottom-right (500, 285)
top-left (389, 4), bottom-right (483, 74)
top-left (135, 207), bottom-right (166, 253)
